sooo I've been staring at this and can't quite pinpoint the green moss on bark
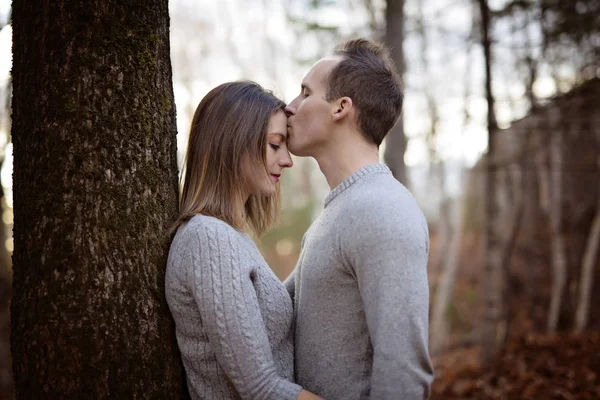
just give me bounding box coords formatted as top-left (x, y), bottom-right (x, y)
top-left (11, 0), bottom-right (184, 398)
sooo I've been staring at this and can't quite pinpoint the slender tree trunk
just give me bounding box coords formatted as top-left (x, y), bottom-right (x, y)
top-left (478, 0), bottom-right (502, 364)
top-left (384, 0), bottom-right (409, 187)
top-left (575, 198), bottom-right (600, 332)
top-left (547, 115), bottom-right (566, 333)
top-left (430, 189), bottom-right (466, 354)
top-left (537, 145), bottom-right (551, 215)
top-left (429, 166), bottom-right (450, 273)
top-left (574, 130), bottom-right (600, 332)
top-left (11, 1), bottom-right (185, 398)
top-left (499, 155), bottom-right (526, 343)
top-left (415, 0), bottom-right (446, 274)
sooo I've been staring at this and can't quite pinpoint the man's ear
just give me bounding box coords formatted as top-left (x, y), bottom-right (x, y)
top-left (331, 97), bottom-right (353, 121)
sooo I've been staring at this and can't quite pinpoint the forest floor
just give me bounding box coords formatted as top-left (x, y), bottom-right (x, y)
top-left (431, 331), bottom-right (600, 399)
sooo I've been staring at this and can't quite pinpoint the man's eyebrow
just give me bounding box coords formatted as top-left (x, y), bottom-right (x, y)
top-left (301, 83), bottom-right (311, 91)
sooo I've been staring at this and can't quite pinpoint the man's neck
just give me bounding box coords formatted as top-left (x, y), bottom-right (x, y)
top-left (314, 137), bottom-right (380, 190)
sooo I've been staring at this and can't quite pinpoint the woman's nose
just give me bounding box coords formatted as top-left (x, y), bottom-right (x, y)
top-left (280, 151), bottom-right (293, 168)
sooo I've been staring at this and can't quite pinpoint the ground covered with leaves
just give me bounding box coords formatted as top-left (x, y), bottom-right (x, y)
top-left (432, 331), bottom-right (600, 399)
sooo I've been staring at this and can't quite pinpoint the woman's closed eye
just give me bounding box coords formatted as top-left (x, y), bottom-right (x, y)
top-left (269, 143), bottom-right (281, 151)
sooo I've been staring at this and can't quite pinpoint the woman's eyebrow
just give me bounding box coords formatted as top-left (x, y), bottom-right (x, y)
top-left (268, 133), bottom-right (286, 140)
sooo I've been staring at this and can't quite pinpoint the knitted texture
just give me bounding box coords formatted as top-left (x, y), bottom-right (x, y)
top-left (285, 164), bottom-right (434, 399)
top-left (166, 215), bottom-right (301, 400)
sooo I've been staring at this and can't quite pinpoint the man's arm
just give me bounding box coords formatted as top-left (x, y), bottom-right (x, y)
top-left (283, 269), bottom-right (295, 301)
top-left (345, 201), bottom-right (434, 399)
top-left (283, 230), bottom-right (309, 302)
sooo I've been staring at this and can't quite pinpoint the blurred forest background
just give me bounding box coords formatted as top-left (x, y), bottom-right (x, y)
top-left (1, 0), bottom-right (599, 398)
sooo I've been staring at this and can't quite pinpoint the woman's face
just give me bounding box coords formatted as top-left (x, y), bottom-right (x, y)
top-left (243, 110), bottom-right (293, 197)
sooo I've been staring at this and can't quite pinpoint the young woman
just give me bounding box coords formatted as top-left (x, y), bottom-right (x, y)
top-left (166, 81), bottom-right (321, 400)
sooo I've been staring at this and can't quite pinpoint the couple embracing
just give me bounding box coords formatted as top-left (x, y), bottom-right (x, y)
top-left (165, 38), bottom-right (434, 400)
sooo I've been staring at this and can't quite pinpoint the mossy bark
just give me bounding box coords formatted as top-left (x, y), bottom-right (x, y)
top-left (11, 1), bottom-right (184, 397)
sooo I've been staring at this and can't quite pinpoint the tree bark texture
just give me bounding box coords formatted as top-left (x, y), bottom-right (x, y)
top-left (384, 0), bottom-right (409, 187)
top-left (11, 1), bottom-right (183, 397)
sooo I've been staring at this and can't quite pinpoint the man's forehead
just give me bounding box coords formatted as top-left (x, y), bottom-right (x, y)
top-left (303, 56), bottom-right (343, 84)
top-left (315, 55), bottom-right (343, 68)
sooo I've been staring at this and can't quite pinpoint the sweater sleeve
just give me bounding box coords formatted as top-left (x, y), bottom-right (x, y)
top-left (283, 269), bottom-right (295, 301)
top-left (187, 222), bottom-right (302, 400)
top-left (343, 202), bottom-right (434, 399)
top-left (284, 230), bottom-right (308, 301)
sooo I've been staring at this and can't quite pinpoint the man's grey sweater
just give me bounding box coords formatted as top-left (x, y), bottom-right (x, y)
top-left (285, 164), bottom-right (434, 399)
top-left (166, 215), bottom-right (302, 400)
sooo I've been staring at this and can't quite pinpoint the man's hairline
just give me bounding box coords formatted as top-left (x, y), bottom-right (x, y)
top-left (321, 55), bottom-right (346, 101)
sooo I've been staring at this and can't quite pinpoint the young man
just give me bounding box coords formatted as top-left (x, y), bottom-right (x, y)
top-left (284, 39), bottom-right (434, 399)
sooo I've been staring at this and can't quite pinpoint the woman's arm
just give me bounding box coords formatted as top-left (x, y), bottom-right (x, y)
top-left (187, 221), bottom-right (302, 400)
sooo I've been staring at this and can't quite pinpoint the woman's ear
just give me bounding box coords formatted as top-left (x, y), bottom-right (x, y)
top-left (332, 97), bottom-right (353, 122)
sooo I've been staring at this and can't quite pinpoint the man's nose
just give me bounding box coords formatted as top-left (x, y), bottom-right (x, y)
top-left (284, 104), bottom-right (296, 117)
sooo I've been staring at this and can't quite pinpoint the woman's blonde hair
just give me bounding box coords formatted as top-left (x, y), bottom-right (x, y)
top-left (172, 81), bottom-right (286, 236)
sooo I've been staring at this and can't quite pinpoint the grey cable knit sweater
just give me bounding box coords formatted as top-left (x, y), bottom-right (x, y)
top-left (285, 164), bottom-right (434, 399)
top-left (166, 215), bottom-right (302, 400)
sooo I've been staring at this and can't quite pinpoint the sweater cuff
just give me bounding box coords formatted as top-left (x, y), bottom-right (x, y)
top-left (279, 381), bottom-right (303, 400)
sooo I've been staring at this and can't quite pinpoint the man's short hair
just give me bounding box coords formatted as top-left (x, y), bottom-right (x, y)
top-left (325, 38), bottom-right (403, 146)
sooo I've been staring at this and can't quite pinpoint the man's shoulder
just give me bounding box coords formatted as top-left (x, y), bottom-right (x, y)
top-left (343, 175), bottom-right (421, 217)
top-left (333, 180), bottom-right (427, 247)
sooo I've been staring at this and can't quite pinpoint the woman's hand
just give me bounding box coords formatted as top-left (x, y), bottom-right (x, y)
top-left (297, 389), bottom-right (325, 400)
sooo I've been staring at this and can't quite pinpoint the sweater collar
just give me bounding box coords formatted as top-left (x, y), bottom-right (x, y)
top-left (324, 163), bottom-right (391, 208)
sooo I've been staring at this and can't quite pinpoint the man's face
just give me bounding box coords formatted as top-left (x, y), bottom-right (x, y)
top-left (285, 57), bottom-right (342, 157)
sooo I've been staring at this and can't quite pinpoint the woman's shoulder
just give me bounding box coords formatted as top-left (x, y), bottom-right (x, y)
top-left (171, 215), bottom-right (259, 272)
top-left (188, 214), bottom-right (236, 231)
top-left (174, 214), bottom-right (244, 247)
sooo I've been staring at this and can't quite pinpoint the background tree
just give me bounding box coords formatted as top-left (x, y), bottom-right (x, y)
top-left (478, 0), bottom-right (504, 364)
top-left (10, 0), bottom-right (185, 397)
top-left (384, 0), bottom-right (409, 186)
top-left (575, 132), bottom-right (600, 332)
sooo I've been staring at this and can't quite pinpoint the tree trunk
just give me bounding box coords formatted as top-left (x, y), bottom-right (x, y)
top-left (430, 191), bottom-right (466, 354)
top-left (575, 197), bottom-right (600, 332)
top-left (499, 161), bottom-right (525, 343)
top-left (574, 131), bottom-right (600, 332)
top-left (547, 117), bottom-right (566, 333)
top-left (478, 0), bottom-right (503, 364)
top-left (384, 0), bottom-right (409, 187)
top-left (429, 164), bottom-right (450, 274)
top-left (11, 1), bottom-right (185, 398)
